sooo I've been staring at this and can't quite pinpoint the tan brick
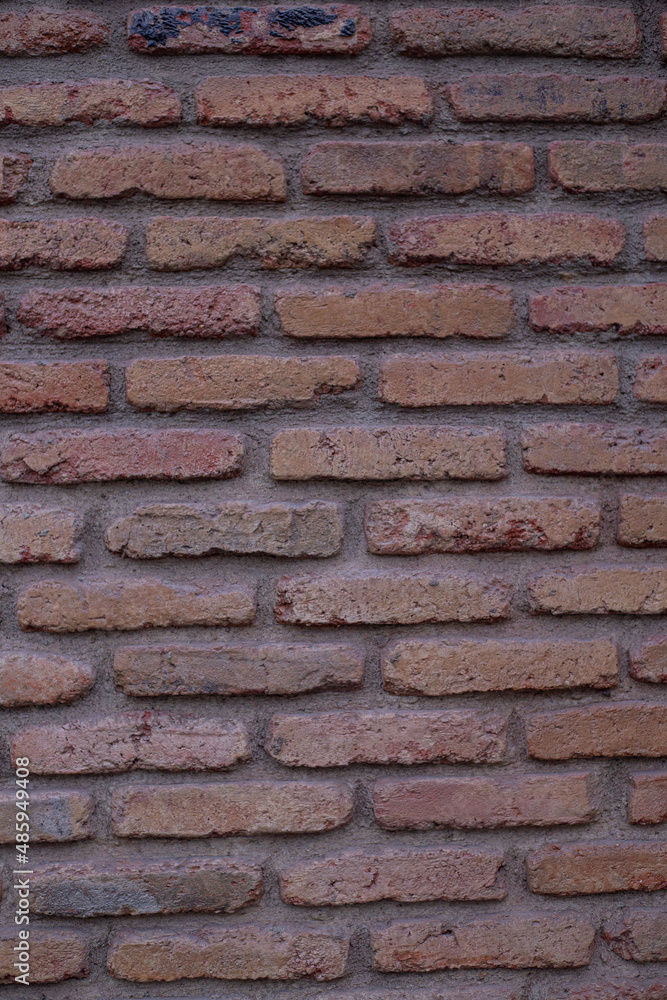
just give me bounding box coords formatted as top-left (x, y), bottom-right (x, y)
top-left (550, 141), bottom-right (667, 192)
top-left (604, 910), bottom-right (667, 962)
top-left (527, 843), bottom-right (667, 895)
top-left (629, 773), bottom-right (667, 823)
top-left (522, 423), bottom-right (667, 475)
top-left (267, 709), bottom-right (507, 766)
top-left (0, 79), bottom-right (181, 126)
top-left (0, 651), bottom-right (93, 706)
top-left (0, 504), bottom-right (81, 563)
top-left (271, 426), bottom-right (506, 480)
top-left (0, 218), bottom-right (128, 270)
top-left (276, 284), bottom-right (514, 340)
top-left (529, 567), bottom-right (667, 614)
top-left (0, 360), bottom-right (108, 412)
top-left (634, 357), bottom-right (667, 402)
top-left (526, 703), bottom-right (667, 759)
top-left (618, 495), bottom-right (667, 546)
top-left (381, 638), bottom-right (618, 695)
top-left (530, 284), bottom-right (667, 335)
top-left (0, 8), bottom-right (109, 54)
top-left (645, 217), bottom-right (667, 260)
top-left (0, 928), bottom-right (88, 984)
top-left (630, 635), bottom-right (667, 683)
top-left (0, 153), bottom-right (31, 202)
top-left (112, 781), bottom-right (353, 837)
top-left (0, 789), bottom-right (93, 843)
top-left (12, 712), bottom-right (250, 774)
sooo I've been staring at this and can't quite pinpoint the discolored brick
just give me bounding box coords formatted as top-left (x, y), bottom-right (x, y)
top-left (0, 218), bottom-right (128, 270)
top-left (0, 8), bottom-right (109, 54)
top-left (0, 928), bottom-right (88, 984)
top-left (0, 789), bottom-right (93, 843)
top-left (645, 217), bottom-right (667, 261)
top-left (522, 424), bottom-right (667, 475)
top-left (0, 79), bottom-right (180, 127)
top-left (634, 357), bottom-right (667, 402)
top-left (530, 284), bottom-right (667, 336)
top-left (527, 843), bottom-right (667, 895)
top-left (604, 910), bottom-right (667, 962)
top-left (0, 651), bottom-right (93, 706)
top-left (0, 504), bottom-right (81, 563)
top-left (0, 153), bottom-right (31, 202)
top-left (630, 636), bottom-right (667, 683)
top-left (629, 773), bottom-right (667, 824)
top-left (0, 360), bottom-right (108, 412)
top-left (550, 141), bottom-right (667, 192)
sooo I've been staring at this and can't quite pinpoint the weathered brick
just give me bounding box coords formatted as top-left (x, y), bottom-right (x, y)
top-left (0, 928), bottom-right (87, 984)
top-left (0, 504), bottom-right (81, 563)
top-left (276, 284), bottom-right (515, 340)
top-left (663, 12), bottom-right (667, 58)
top-left (550, 142), bottom-right (667, 192)
top-left (0, 218), bottom-right (128, 270)
top-left (618, 495), bottom-right (667, 546)
top-left (0, 154), bottom-right (31, 202)
top-left (551, 983), bottom-right (667, 1000)
top-left (629, 773), bottom-right (667, 824)
top-left (0, 789), bottom-right (93, 843)
top-left (530, 284), bottom-right (667, 336)
top-left (381, 638), bottom-right (618, 694)
top-left (522, 424), bottom-right (667, 475)
top-left (634, 357), bottom-right (667, 402)
top-left (197, 75), bottom-right (432, 126)
top-left (372, 915), bottom-right (594, 971)
top-left (373, 773), bottom-right (597, 829)
top-left (527, 843), bottom-right (667, 895)
top-left (12, 712), bottom-right (250, 774)
top-left (107, 925), bottom-right (349, 981)
top-left (267, 709), bottom-right (507, 766)
top-left (31, 858), bottom-right (262, 917)
top-left (604, 910), bottom-right (667, 962)
top-left (447, 74), bottom-right (666, 122)
top-left (0, 428), bottom-right (244, 483)
top-left (645, 218), bottom-right (667, 261)
top-left (529, 567), bottom-right (667, 615)
top-left (275, 571), bottom-right (511, 625)
top-left (271, 426), bottom-right (506, 480)
top-left (51, 144), bottom-right (286, 201)
top-left (0, 8), bottom-right (109, 54)
top-left (0, 360), bottom-right (108, 412)
top-left (526, 703), bottom-right (667, 759)
top-left (18, 577), bottom-right (255, 632)
top-left (112, 781), bottom-right (353, 837)
top-left (379, 351), bottom-right (618, 406)
top-left (630, 636), bottom-right (667, 683)
top-left (125, 355), bottom-right (360, 410)
top-left (280, 848), bottom-right (506, 905)
top-left (146, 215), bottom-right (375, 270)
top-left (0, 80), bottom-right (181, 127)
top-left (19, 285), bottom-right (260, 339)
top-left (0, 651), bottom-right (93, 706)
top-left (324, 991), bottom-right (520, 1000)
top-left (128, 5), bottom-right (371, 54)
top-left (392, 6), bottom-right (639, 58)
top-left (106, 501), bottom-right (343, 558)
top-left (301, 141), bottom-right (534, 196)
top-left (114, 642), bottom-right (363, 696)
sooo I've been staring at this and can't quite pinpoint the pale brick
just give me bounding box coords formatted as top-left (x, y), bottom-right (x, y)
top-left (0, 218), bottom-right (128, 270)
top-left (0, 154), bottom-right (31, 202)
top-left (0, 8), bottom-right (109, 54)
top-left (604, 910), bottom-right (667, 962)
top-left (0, 504), bottom-right (81, 563)
top-left (629, 773), bottom-right (667, 824)
top-left (0, 80), bottom-right (180, 127)
top-left (0, 928), bottom-right (87, 984)
top-left (526, 703), bottom-right (667, 759)
top-left (630, 636), bottom-right (667, 683)
top-left (527, 843), bottom-right (667, 895)
top-left (645, 217), bottom-right (667, 261)
top-left (522, 424), bottom-right (667, 475)
top-left (0, 789), bottom-right (93, 843)
top-left (618, 495), bottom-right (667, 546)
top-left (530, 284), bottom-right (667, 336)
top-left (0, 360), bottom-right (108, 412)
top-left (529, 567), bottom-right (667, 614)
top-left (550, 141), bottom-right (667, 192)
top-left (0, 652), bottom-right (93, 707)
top-left (634, 357), bottom-right (667, 402)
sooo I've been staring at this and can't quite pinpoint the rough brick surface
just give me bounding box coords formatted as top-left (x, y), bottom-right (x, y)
top-left (0, 79), bottom-right (181, 126)
top-left (528, 567), bottom-right (667, 614)
top-left (0, 9), bottom-right (109, 55)
top-left (629, 773), bottom-right (667, 824)
top-left (526, 703), bottom-right (667, 759)
top-left (645, 217), bottom-right (667, 260)
top-left (0, 928), bottom-right (88, 984)
top-left (630, 636), bottom-right (667, 683)
top-left (604, 910), bottom-right (667, 962)
top-left (549, 141), bottom-right (667, 192)
top-left (0, 360), bottom-right (108, 412)
top-left (0, 503), bottom-right (81, 563)
top-left (0, 218), bottom-right (128, 270)
top-left (522, 424), bottom-right (667, 475)
top-left (633, 357), bottom-right (667, 402)
top-left (530, 284), bottom-right (667, 335)
top-left (618, 495), bottom-right (667, 546)
top-left (527, 843), bottom-right (667, 895)
top-left (0, 153), bottom-right (31, 202)
top-left (0, 651), bottom-right (93, 706)
top-left (0, 789), bottom-right (93, 843)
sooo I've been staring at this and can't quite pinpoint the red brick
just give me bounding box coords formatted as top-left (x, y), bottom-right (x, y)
top-left (271, 426), bottom-right (506, 480)
top-left (392, 6), bottom-right (639, 58)
top-left (0, 218), bottom-right (128, 270)
top-left (628, 773), bottom-right (667, 824)
top-left (279, 848), bottom-right (506, 905)
top-left (0, 789), bottom-right (93, 843)
top-left (379, 351), bottom-right (618, 406)
top-left (276, 284), bottom-right (515, 340)
top-left (128, 5), bottom-right (371, 54)
top-left (0, 504), bottom-right (81, 563)
top-left (267, 709), bottom-right (507, 766)
top-left (522, 423), bottom-right (667, 475)
top-left (0, 428), bottom-right (244, 483)
top-left (551, 983), bottom-right (667, 1000)
top-left (12, 712), bottom-right (250, 774)
top-left (125, 355), bottom-right (360, 410)
top-left (526, 703), bottom-right (667, 759)
top-left (51, 144), bottom-right (286, 201)
top-left (447, 74), bottom-right (665, 122)
top-left (112, 780), bottom-right (353, 837)
top-left (18, 285), bottom-right (260, 339)
top-left (529, 284), bottom-right (667, 336)
top-left (373, 773), bottom-right (597, 830)
top-left (381, 638), bottom-right (618, 694)
top-left (630, 636), bottom-right (667, 684)
top-left (18, 576), bottom-right (255, 632)
top-left (0, 8), bottom-right (109, 54)
top-left (645, 217), bottom-right (667, 260)
top-left (618, 495), bottom-right (667, 546)
top-left (527, 843), bottom-right (667, 895)
top-left (0, 928), bottom-right (88, 984)
top-left (0, 651), bottom-right (93, 706)
top-left (389, 213), bottom-right (624, 266)
top-left (0, 79), bottom-right (181, 127)
top-left (550, 141), bottom-right (667, 192)
top-left (604, 910), bottom-right (667, 962)
top-left (634, 357), bottom-right (667, 402)
top-left (302, 141), bottom-right (534, 196)
top-left (372, 915), bottom-right (595, 971)
top-left (196, 75), bottom-right (432, 127)
top-left (0, 360), bottom-right (108, 412)
top-left (0, 153), bottom-right (31, 202)
top-left (528, 567), bottom-right (667, 615)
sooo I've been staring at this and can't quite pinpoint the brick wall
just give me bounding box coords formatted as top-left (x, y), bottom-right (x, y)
top-left (0, 1), bottom-right (665, 997)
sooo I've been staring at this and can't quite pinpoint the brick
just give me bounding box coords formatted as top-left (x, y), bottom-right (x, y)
top-left (663, 13), bottom-right (667, 58)
top-left (0, 928), bottom-right (87, 984)
top-left (323, 991), bottom-right (520, 1000)
top-left (634, 357), bottom-right (667, 402)
top-left (389, 213), bottom-right (624, 266)
top-left (628, 773), bottom-right (667, 823)
top-left (0, 504), bottom-right (81, 563)
top-left (0, 428), bottom-right (244, 483)
top-left (381, 638), bottom-right (618, 695)
top-left (112, 781), bottom-right (353, 837)
top-left (528, 567), bottom-right (667, 615)
top-left (267, 710), bottom-right (507, 766)
top-left (527, 843), bottom-right (667, 895)
top-left (51, 144), bottom-right (286, 201)
top-left (0, 651), bottom-right (93, 707)
top-left (19, 284), bottom-right (260, 339)
top-left (271, 426), bottom-right (506, 480)
top-left (301, 141), bottom-right (534, 196)
top-left (280, 848), bottom-right (506, 905)
top-left (550, 142), bottom-right (667, 192)
top-left (146, 215), bottom-right (375, 270)
top-left (125, 355), bottom-right (360, 410)
top-left (0, 153), bottom-right (31, 202)
top-left (114, 642), bottom-right (363, 696)
top-left (371, 915), bottom-right (595, 971)
top-left (128, 5), bottom-right (371, 54)
top-left (275, 571), bottom-right (511, 625)
top-left (0, 360), bottom-right (108, 413)
top-left (373, 773), bottom-right (597, 830)
top-left (107, 925), bottom-right (349, 981)
top-left (392, 6), bottom-right (639, 58)
top-left (630, 636), bottom-right (667, 683)
top-left (618, 495), bottom-right (667, 546)
top-left (529, 284), bottom-right (667, 336)
top-left (31, 858), bottom-right (262, 917)
top-left (447, 74), bottom-right (666, 122)
top-left (276, 284), bottom-right (515, 340)
top-left (0, 218), bottom-right (128, 270)
top-left (526, 703), bottom-right (667, 759)
top-left (12, 712), bottom-right (250, 774)
top-left (645, 218), bottom-right (667, 261)
top-left (0, 789), bottom-right (93, 843)
top-left (379, 351), bottom-right (618, 406)
top-left (106, 501), bottom-right (343, 558)
top-left (522, 424), bottom-right (667, 475)
top-left (196, 75), bottom-right (432, 127)
top-left (552, 984), bottom-right (667, 1000)
top-left (604, 910), bottom-right (667, 962)
top-left (0, 9), bottom-right (109, 54)
top-left (0, 80), bottom-right (181, 127)
top-left (18, 577), bottom-right (255, 632)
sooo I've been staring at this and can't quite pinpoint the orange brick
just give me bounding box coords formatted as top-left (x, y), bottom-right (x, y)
top-left (0, 652), bottom-right (92, 706)
top-left (0, 360), bottom-right (108, 412)
top-left (528, 567), bottom-right (667, 614)
top-left (618, 495), bottom-right (667, 546)
top-left (0, 8), bottom-right (109, 54)
top-left (530, 284), bottom-right (667, 335)
top-left (0, 928), bottom-right (88, 984)
top-left (522, 423), bottom-right (667, 475)
top-left (0, 79), bottom-right (180, 126)
top-left (645, 217), bottom-right (667, 260)
top-left (0, 504), bottom-right (81, 563)
top-left (634, 357), bottom-right (667, 402)
top-left (550, 141), bottom-right (667, 192)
